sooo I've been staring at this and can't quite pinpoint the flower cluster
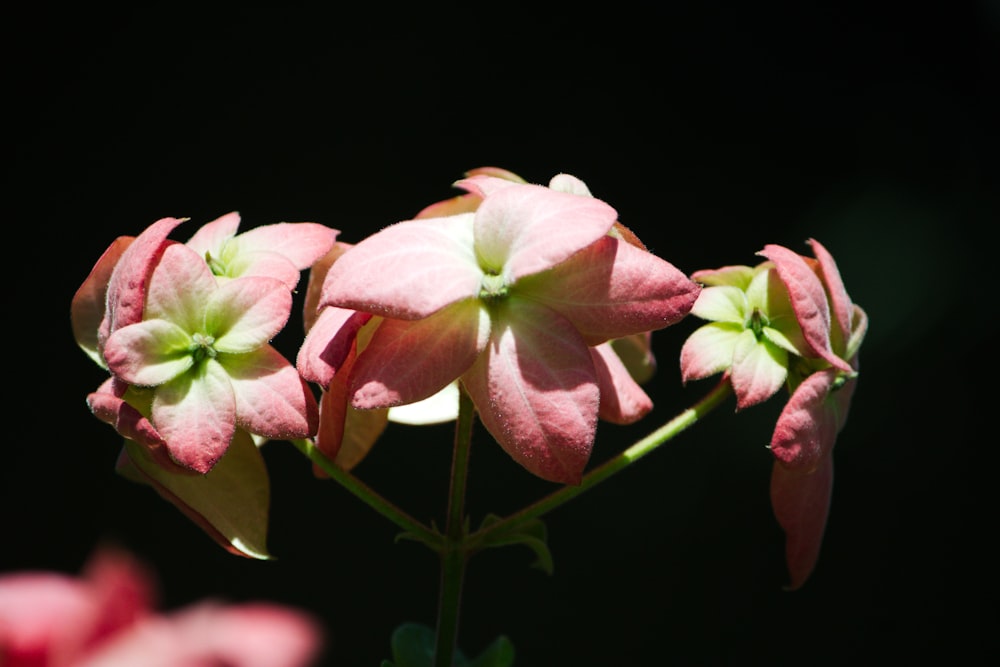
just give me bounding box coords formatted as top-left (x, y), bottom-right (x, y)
top-left (680, 238), bottom-right (868, 588)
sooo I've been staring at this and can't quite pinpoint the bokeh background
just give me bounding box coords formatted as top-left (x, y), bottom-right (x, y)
top-left (6, 4), bottom-right (997, 665)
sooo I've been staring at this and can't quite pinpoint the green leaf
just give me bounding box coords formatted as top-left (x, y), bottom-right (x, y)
top-left (467, 635), bottom-right (515, 667)
top-left (117, 429), bottom-right (272, 558)
top-left (384, 623), bottom-right (515, 667)
top-left (476, 514), bottom-right (554, 575)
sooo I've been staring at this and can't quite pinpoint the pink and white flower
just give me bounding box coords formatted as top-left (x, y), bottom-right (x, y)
top-left (299, 172), bottom-right (699, 484)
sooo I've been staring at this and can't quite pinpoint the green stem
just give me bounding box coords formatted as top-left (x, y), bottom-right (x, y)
top-left (434, 386), bottom-right (476, 667)
top-left (467, 379), bottom-right (733, 547)
top-left (291, 438), bottom-right (441, 548)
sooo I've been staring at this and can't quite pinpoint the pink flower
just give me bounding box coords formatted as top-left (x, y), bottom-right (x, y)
top-left (72, 214), bottom-right (335, 473)
top-left (680, 239), bottom-right (867, 588)
top-left (0, 548), bottom-right (323, 667)
top-left (299, 171), bottom-right (699, 484)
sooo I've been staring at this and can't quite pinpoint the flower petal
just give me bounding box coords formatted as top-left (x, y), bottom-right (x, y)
top-left (591, 343), bottom-right (653, 424)
top-left (297, 307), bottom-right (373, 388)
top-left (349, 300), bottom-right (489, 408)
top-left (185, 211), bottom-right (241, 258)
top-left (103, 217), bottom-right (187, 339)
top-left (103, 320), bottom-right (194, 387)
top-left (516, 236), bottom-right (700, 344)
top-left (232, 222), bottom-right (339, 271)
top-left (321, 214), bottom-right (481, 319)
top-left (679, 322), bottom-right (745, 383)
top-left (758, 244), bottom-right (852, 372)
top-left (474, 183), bottom-right (618, 281)
top-left (223, 346), bottom-right (319, 440)
top-left (209, 277), bottom-right (292, 353)
top-left (72, 236), bottom-right (133, 368)
top-left (462, 299), bottom-right (599, 485)
top-left (809, 238), bottom-right (853, 348)
top-left (144, 243), bottom-right (218, 332)
top-left (770, 455), bottom-right (834, 591)
top-left (388, 381), bottom-right (461, 425)
top-left (690, 285), bottom-right (749, 323)
top-left (730, 331), bottom-right (788, 409)
top-left (769, 368), bottom-right (840, 471)
top-left (152, 360), bottom-right (236, 473)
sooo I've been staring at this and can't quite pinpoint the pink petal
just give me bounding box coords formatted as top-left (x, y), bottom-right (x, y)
top-left (226, 345), bottom-right (319, 440)
top-left (453, 173), bottom-right (525, 199)
top-left (302, 242), bottom-right (353, 333)
top-left (296, 307), bottom-right (373, 387)
top-left (184, 210), bottom-right (241, 257)
top-left (808, 238), bottom-right (853, 346)
top-left (461, 300), bottom-right (599, 484)
top-left (80, 601), bottom-right (322, 667)
top-left (591, 343), bottom-right (653, 424)
top-left (349, 300), bottom-right (489, 408)
top-left (0, 574), bottom-right (96, 666)
top-left (209, 277), bottom-right (292, 353)
top-left (232, 222), bottom-right (339, 271)
top-left (151, 360), bottom-right (236, 473)
top-left (72, 236), bottom-right (134, 368)
top-left (473, 183), bottom-right (618, 281)
top-left (321, 215), bottom-right (481, 319)
top-left (143, 243), bottom-right (218, 331)
top-left (224, 250), bottom-right (302, 292)
top-left (518, 236), bottom-right (700, 344)
top-left (102, 217), bottom-right (187, 344)
top-left (770, 455), bottom-right (834, 590)
top-left (758, 244), bottom-right (852, 372)
top-left (769, 369), bottom-right (840, 471)
top-left (86, 379), bottom-right (192, 475)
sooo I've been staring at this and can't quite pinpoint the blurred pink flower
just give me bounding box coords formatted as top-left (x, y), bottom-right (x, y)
top-left (0, 548), bottom-right (323, 667)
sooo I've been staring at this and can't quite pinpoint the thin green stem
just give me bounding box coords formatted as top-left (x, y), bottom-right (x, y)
top-left (467, 379), bottom-right (733, 547)
top-left (291, 438), bottom-right (441, 548)
top-left (434, 386), bottom-right (476, 667)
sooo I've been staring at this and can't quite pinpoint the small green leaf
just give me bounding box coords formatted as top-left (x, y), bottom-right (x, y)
top-left (476, 514), bottom-right (554, 575)
top-left (385, 623), bottom-right (515, 667)
top-left (467, 635), bottom-right (515, 667)
top-left (117, 430), bottom-right (272, 558)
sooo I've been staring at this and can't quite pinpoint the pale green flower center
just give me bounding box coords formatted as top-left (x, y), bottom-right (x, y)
top-left (479, 272), bottom-right (509, 301)
top-left (190, 332), bottom-right (218, 362)
top-left (204, 251), bottom-right (228, 278)
top-left (749, 308), bottom-right (768, 339)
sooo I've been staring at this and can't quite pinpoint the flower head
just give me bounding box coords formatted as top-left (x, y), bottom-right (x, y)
top-left (300, 171), bottom-right (699, 484)
top-left (72, 214), bottom-right (335, 472)
top-left (680, 238), bottom-right (867, 588)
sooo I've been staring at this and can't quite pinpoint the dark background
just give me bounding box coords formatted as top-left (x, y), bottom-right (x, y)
top-left (5, 4), bottom-right (997, 665)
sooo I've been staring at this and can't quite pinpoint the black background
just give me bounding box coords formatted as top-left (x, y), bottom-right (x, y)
top-left (5, 4), bottom-right (997, 665)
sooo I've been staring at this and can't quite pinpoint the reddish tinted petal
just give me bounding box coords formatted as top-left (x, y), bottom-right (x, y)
top-left (770, 369), bottom-right (840, 471)
top-left (474, 184), bottom-right (617, 281)
top-left (225, 346), bottom-right (319, 440)
top-left (87, 380), bottom-right (190, 474)
top-left (349, 301), bottom-right (488, 408)
top-left (759, 244), bottom-right (852, 372)
top-left (0, 573), bottom-right (96, 666)
top-left (519, 236), bottom-right (700, 344)
top-left (151, 360), bottom-right (236, 473)
top-left (72, 236), bottom-right (134, 368)
top-left (184, 211), bottom-right (240, 258)
top-left (302, 242), bottom-right (353, 333)
top-left (770, 455), bottom-right (834, 590)
top-left (321, 215), bottom-right (481, 319)
top-left (462, 300), bottom-right (599, 484)
top-left (591, 343), bottom-right (653, 424)
top-left (297, 307), bottom-right (372, 388)
top-left (103, 217), bottom-right (187, 341)
top-left (809, 238), bottom-right (853, 347)
top-left (103, 320), bottom-right (194, 387)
